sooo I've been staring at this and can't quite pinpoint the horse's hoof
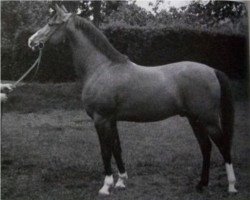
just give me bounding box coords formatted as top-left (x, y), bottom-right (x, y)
top-left (98, 175), bottom-right (114, 195)
top-left (115, 172), bottom-right (127, 190)
top-left (115, 181), bottom-right (126, 189)
top-left (195, 183), bottom-right (204, 192)
top-left (228, 182), bottom-right (238, 194)
top-left (99, 185), bottom-right (112, 195)
top-left (228, 187), bottom-right (238, 193)
top-left (98, 189), bottom-right (110, 196)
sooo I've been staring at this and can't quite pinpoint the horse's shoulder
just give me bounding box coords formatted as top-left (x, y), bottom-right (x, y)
top-left (81, 67), bottom-right (119, 110)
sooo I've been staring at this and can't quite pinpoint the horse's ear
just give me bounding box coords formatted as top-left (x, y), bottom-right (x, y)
top-left (55, 4), bottom-right (64, 15)
top-left (55, 3), bottom-right (71, 22)
top-left (61, 5), bottom-right (68, 13)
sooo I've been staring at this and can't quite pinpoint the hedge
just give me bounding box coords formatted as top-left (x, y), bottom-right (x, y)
top-left (1, 26), bottom-right (248, 82)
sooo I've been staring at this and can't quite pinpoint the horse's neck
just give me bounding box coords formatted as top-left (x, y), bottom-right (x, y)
top-left (68, 28), bottom-right (111, 80)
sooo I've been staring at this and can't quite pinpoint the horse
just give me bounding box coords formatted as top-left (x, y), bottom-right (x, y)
top-left (28, 5), bottom-right (237, 195)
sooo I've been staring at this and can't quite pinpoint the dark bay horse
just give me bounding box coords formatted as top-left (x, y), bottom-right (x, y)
top-left (28, 5), bottom-right (237, 195)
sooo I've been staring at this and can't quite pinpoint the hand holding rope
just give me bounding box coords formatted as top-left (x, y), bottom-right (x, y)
top-left (1, 48), bottom-right (43, 102)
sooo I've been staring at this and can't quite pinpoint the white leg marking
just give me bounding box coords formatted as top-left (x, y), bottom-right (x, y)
top-left (115, 172), bottom-right (128, 189)
top-left (98, 175), bottom-right (114, 195)
top-left (225, 163), bottom-right (238, 193)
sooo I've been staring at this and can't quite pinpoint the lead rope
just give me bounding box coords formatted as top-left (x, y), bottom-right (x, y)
top-left (12, 49), bottom-right (43, 88)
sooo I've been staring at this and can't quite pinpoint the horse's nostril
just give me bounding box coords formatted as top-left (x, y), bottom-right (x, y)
top-left (38, 43), bottom-right (44, 49)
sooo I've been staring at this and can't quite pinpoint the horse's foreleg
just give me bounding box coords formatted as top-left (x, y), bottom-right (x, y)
top-left (188, 118), bottom-right (212, 191)
top-left (94, 116), bottom-right (114, 195)
top-left (111, 122), bottom-right (128, 189)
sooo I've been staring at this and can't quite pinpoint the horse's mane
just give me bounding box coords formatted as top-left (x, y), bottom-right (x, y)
top-left (73, 15), bottom-right (128, 63)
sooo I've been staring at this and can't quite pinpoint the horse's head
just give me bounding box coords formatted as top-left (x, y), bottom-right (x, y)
top-left (28, 4), bottom-right (72, 51)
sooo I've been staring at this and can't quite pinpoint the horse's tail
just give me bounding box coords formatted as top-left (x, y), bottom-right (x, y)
top-left (215, 70), bottom-right (234, 147)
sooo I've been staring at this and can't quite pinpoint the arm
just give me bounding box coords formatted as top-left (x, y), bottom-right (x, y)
top-left (0, 83), bottom-right (14, 91)
top-left (0, 93), bottom-right (8, 102)
top-left (0, 83), bottom-right (15, 102)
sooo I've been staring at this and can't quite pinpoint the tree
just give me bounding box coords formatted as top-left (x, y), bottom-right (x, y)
top-left (90, 0), bottom-right (126, 27)
top-left (50, 0), bottom-right (126, 27)
top-left (1, 1), bottom-right (49, 49)
top-left (91, 1), bottom-right (101, 27)
top-left (103, 2), bottom-right (155, 27)
top-left (149, 0), bottom-right (164, 14)
top-left (181, 0), bottom-right (247, 26)
top-left (151, 0), bottom-right (247, 34)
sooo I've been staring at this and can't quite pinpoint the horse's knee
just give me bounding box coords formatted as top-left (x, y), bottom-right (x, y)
top-left (206, 124), bottom-right (220, 136)
top-left (206, 125), bottom-right (223, 145)
top-left (202, 138), bottom-right (212, 153)
top-left (94, 116), bottom-right (107, 129)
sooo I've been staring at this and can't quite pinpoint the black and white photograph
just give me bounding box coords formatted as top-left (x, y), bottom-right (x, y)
top-left (1, 0), bottom-right (249, 199)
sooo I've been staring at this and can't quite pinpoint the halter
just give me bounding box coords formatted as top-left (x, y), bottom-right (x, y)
top-left (12, 47), bottom-right (43, 88)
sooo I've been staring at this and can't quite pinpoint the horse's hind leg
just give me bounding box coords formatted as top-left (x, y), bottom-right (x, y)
top-left (206, 123), bottom-right (237, 193)
top-left (188, 118), bottom-right (212, 191)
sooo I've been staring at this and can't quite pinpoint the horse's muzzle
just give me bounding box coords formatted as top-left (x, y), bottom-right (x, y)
top-left (29, 42), bottom-right (44, 51)
top-left (28, 36), bottom-right (44, 51)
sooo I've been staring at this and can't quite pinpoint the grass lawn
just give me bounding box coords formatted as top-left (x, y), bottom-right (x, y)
top-left (1, 82), bottom-right (249, 200)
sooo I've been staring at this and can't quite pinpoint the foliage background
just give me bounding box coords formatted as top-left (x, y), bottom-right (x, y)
top-left (1, 0), bottom-right (248, 82)
top-left (1, 2), bottom-right (249, 199)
